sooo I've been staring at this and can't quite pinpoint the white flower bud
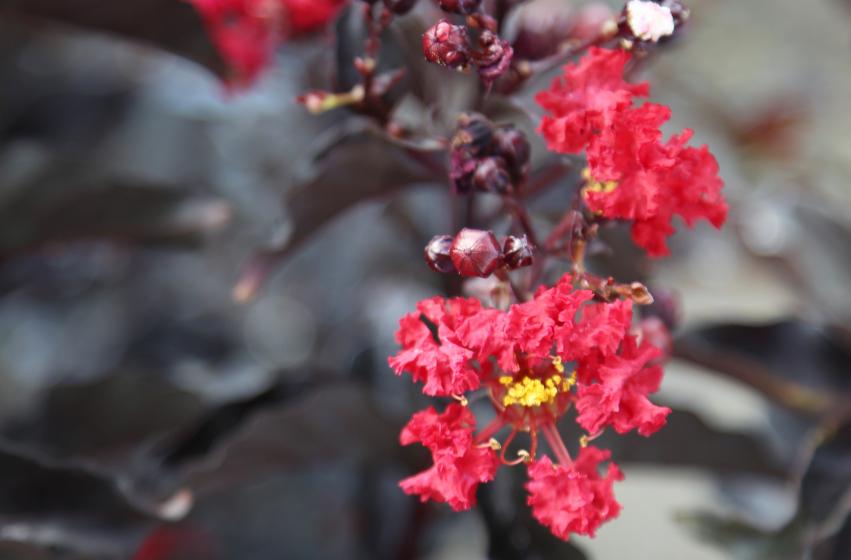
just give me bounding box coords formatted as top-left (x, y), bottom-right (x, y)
top-left (626, 0), bottom-right (675, 42)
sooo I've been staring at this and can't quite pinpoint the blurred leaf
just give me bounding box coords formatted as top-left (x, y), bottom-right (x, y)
top-left (797, 418), bottom-right (851, 536)
top-left (677, 510), bottom-right (804, 560)
top-left (234, 128), bottom-right (436, 301)
top-left (0, 441), bottom-right (158, 556)
top-left (813, 512), bottom-right (851, 560)
top-left (674, 319), bottom-right (851, 416)
top-left (599, 408), bottom-right (786, 478)
top-left (0, 0), bottom-right (225, 77)
top-left (172, 383), bottom-right (399, 495)
top-left (6, 369), bottom-right (206, 463)
top-left (0, 184), bottom-right (232, 258)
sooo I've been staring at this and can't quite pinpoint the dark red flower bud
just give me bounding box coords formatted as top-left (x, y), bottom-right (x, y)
top-left (502, 235), bottom-right (534, 269)
top-left (452, 113), bottom-right (494, 156)
top-left (449, 113), bottom-right (495, 194)
top-left (424, 235), bottom-right (456, 274)
top-left (449, 152), bottom-right (478, 194)
top-left (423, 20), bottom-right (470, 70)
top-left (450, 228), bottom-right (503, 277)
top-left (475, 31), bottom-right (513, 85)
top-left (383, 0), bottom-right (419, 14)
top-left (473, 156), bottom-right (512, 193)
top-left (492, 125), bottom-right (530, 181)
top-left (437, 0), bottom-right (481, 14)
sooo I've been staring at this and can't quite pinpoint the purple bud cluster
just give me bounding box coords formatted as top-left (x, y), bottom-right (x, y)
top-left (425, 229), bottom-right (535, 277)
top-left (449, 113), bottom-right (530, 195)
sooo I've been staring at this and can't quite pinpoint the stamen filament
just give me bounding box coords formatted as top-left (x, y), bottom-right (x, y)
top-left (541, 422), bottom-right (572, 466)
top-left (475, 417), bottom-right (506, 444)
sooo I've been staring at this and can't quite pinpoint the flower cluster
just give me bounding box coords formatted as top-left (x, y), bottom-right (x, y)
top-left (537, 47), bottom-right (727, 256)
top-left (390, 274), bottom-right (670, 540)
top-left (189, 0), bottom-right (346, 85)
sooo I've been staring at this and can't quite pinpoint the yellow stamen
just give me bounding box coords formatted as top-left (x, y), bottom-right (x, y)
top-left (501, 373), bottom-right (571, 408)
top-left (452, 393), bottom-right (468, 406)
top-left (581, 167), bottom-right (618, 194)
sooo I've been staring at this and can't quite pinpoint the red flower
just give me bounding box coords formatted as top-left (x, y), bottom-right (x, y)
top-left (391, 274), bottom-right (670, 539)
top-left (536, 48), bottom-right (727, 256)
top-left (536, 47), bottom-right (648, 154)
top-left (388, 296), bottom-right (493, 396)
top-left (189, 0), bottom-right (346, 86)
top-left (526, 447), bottom-right (623, 540)
top-left (399, 404), bottom-right (499, 511)
top-left (584, 104), bottom-right (727, 256)
top-left (575, 335), bottom-right (671, 436)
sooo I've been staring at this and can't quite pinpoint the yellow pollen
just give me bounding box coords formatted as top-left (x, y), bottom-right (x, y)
top-left (552, 356), bottom-right (565, 373)
top-left (582, 167), bottom-right (618, 194)
top-left (580, 435), bottom-right (590, 448)
top-left (502, 374), bottom-right (571, 408)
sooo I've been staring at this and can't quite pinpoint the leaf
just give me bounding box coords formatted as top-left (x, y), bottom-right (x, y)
top-left (0, 0), bottom-right (225, 77)
top-left (677, 510), bottom-right (804, 560)
top-left (0, 184), bottom-right (232, 258)
top-left (5, 369), bottom-right (206, 464)
top-left (597, 408), bottom-right (786, 478)
top-left (233, 128), bottom-right (437, 301)
top-left (0, 442), bottom-right (159, 556)
top-left (674, 319), bottom-right (851, 416)
top-left (170, 383), bottom-right (400, 496)
top-left (797, 418), bottom-right (851, 534)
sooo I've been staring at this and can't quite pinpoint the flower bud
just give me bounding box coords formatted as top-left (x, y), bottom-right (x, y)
top-left (450, 228), bottom-right (503, 277)
top-left (423, 20), bottom-right (470, 70)
top-left (492, 125), bottom-right (530, 181)
top-left (437, 0), bottom-right (481, 14)
top-left (475, 31), bottom-right (513, 85)
top-left (424, 235), bottom-right (456, 273)
top-left (502, 235), bottom-right (534, 269)
top-left (452, 113), bottom-right (494, 157)
top-left (383, 0), bottom-right (419, 14)
top-left (449, 152), bottom-right (478, 194)
top-left (473, 156), bottom-right (512, 193)
top-left (624, 0), bottom-right (675, 43)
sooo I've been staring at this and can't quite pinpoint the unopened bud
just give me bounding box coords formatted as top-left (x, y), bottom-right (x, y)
top-left (423, 20), bottom-right (471, 70)
top-left (450, 228), bottom-right (503, 277)
top-left (437, 0), bottom-right (481, 14)
top-left (492, 125), bottom-right (530, 181)
top-left (383, 0), bottom-right (419, 14)
top-left (502, 235), bottom-right (534, 269)
top-left (475, 30), bottom-right (513, 85)
top-left (473, 157), bottom-right (512, 193)
top-left (625, 0), bottom-right (675, 43)
top-left (452, 113), bottom-right (494, 156)
top-left (424, 235), bottom-right (456, 274)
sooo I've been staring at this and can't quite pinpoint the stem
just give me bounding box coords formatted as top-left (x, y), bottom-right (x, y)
top-left (475, 417), bottom-right (506, 444)
top-left (503, 196), bottom-right (541, 249)
top-left (541, 422), bottom-right (572, 466)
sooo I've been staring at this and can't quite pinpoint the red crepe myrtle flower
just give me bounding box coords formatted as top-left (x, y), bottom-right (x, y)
top-left (399, 404), bottom-right (499, 510)
top-left (189, 0), bottom-right (346, 85)
top-left (390, 274), bottom-right (670, 540)
top-left (536, 47), bottom-right (648, 154)
top-left (526, 448), bottom-right (623, 540)
top-left (536, 47), bottom-right (727, 256)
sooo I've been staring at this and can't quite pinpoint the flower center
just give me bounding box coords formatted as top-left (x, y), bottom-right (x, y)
top-left (498, 359), bottom-right (576, 408)
top-left (582, 167), bottom-right (618, 194)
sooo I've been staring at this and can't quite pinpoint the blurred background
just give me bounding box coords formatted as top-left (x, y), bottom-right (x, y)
top-left (0, 0), bottom-right (848, 558)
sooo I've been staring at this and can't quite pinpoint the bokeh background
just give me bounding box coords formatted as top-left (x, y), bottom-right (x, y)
top-left (0, 0), bottom-right (849, 558)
